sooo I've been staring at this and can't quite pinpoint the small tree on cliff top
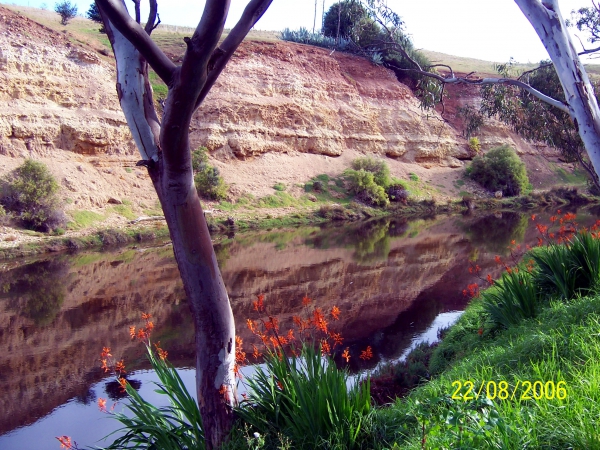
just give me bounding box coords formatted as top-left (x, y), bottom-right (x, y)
top-left (54, 1), bottom-right (77, 25)
top-left (94, 0), bottom-right (273, 448)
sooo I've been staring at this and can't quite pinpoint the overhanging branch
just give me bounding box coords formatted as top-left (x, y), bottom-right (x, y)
top-left (386, 63), bottom-right (570, 113)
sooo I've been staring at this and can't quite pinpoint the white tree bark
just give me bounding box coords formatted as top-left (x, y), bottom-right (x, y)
top-left (515, 0), bottom-right (600, 179)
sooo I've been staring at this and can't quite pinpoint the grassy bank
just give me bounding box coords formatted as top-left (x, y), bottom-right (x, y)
top-left (374, 293), bottom-right (600, 448)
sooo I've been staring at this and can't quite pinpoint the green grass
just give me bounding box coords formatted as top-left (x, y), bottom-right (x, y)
top-left (553, 165), bottom-right (589, 185)
top-left (110, 204), bottom-right (138, 220)
top-left (67, 210), bottom-right (105, 230)
top-left (378, 294), bottom-right (600, 449)
top-left (149, 69), bottom-right (168, 98)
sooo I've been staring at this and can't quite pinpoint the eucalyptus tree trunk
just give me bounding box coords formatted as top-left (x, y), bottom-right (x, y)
top-left (515, 0), bottom-right (600, 179)
top-left (95, 0), bottom-right (273, 447)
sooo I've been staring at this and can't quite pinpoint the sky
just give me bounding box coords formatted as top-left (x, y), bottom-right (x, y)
top-left (2, 0), bottom-right (597, 63)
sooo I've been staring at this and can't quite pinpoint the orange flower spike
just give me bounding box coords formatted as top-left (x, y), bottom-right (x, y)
top-left (98, 397), bottom-right (107, 412)
top-left (342, 347), bottom-right (351, 362)
top-left (276, 380), bottom-right (284, 391)
top-left (550, 215), bottom-right (557, 223)
top-left (486, 274), bottom-right (494, 285)
top-left (233, 364), bottom-right (242, 380)
top-left (136, 329), bottom-right (147, 341)
top-left (321, 340), bottom-right (331, 356)
top-left (531, 214), bottom-right (536, 221)
top-left (286, 329), bottom-right (295, 342)
top-left (56, 436), bottom-right (73, 449)
top-left (145, 321), bottom-right (154, 332)
top-left (269, 336), bottom-right (280, 348)
top-left (101, 347), bottom-right (112, 358)
top-left (269, 316), bottom-right (279, 332)
top-left (100, 359), bottom-right (109, 373)
top-left (331, 306), bottom-right (341, 321)
top-left (118, 377), bottom-right (128, 392)
top-left (141, 312), bottom-right (151, 320)
top-left (292, 316), bottom-right (302, 328)
top-left (157, 348), bottom-right (168, 360)
top-left (129, 326), bottom-right (136, 339)
top-left (246, 319), bottom-right (256, 334)
top-left (359, 346), bottom-right (373, 360)
top-left (115, 360), bottom-right (126, 374)
top-left (330, 332), bottom-right (344, 348)
top-left (253, 294), bottom-right (265, 312)
top-left (252, 344), bottom-right (261, 360)
top-left (494, 255), bottom-right (502, 265)
top-left (302, 295), bottom-right (311, 306)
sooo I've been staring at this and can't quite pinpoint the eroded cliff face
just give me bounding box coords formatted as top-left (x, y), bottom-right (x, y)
top-left (193, 42), bottom-right (469, 166)
top-left (0, 5), bottom-right (562, 211)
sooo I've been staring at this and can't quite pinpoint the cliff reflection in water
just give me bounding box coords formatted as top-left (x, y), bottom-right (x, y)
top-left (0, 211), bottom-right (580, 438)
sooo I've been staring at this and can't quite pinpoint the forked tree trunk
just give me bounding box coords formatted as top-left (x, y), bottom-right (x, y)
top-left (96, 1), bottom-right (240, 447)
top-left (515, 0), bottom-right (600, 180)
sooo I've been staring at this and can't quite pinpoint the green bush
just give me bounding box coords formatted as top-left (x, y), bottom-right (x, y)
top-left (237, 343), bottom-right (371, 449)
top-left (344, 169), bottom-right (389, 206)
top-left (351, 157), bottom-right (391, 188)
top-left (467, 145), bottom-right (529, 196)
top-left (468, 136), bottom-right (481, 154)
top-left (1, 159), bottom-right (65, 231)
top-left (191, 147), bottom-right (228, 201)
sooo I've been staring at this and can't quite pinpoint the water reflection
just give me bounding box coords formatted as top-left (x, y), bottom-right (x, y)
top-left (0, 208), bottom-right (598, 448)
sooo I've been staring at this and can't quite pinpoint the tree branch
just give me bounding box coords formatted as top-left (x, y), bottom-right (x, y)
top-left (95, 0), bottom-right (176, 84)
top-left (194, 0), bottom-right (274, 108)
top-left (131, 0), bottom-right (140, 23)
top-left (144, 0), bottom-right (159, 35)
top-left (385, 62), bottom-right (570, 113)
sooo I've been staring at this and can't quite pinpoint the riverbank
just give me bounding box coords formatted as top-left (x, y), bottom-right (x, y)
top-left (0, 185), bottom-right (597, 259)
top-left (366, 216), bottom-right (600, 448)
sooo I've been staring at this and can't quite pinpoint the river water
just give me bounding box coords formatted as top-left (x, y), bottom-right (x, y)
top-left (1, 208), bottom-right (598, 449)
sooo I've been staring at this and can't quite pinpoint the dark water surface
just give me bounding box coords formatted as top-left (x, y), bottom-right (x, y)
top-left (1, 208), bottom-right (598, 449)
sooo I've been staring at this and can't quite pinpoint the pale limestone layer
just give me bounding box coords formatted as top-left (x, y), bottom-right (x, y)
top-left (193, 42), bottom-right (469, 166)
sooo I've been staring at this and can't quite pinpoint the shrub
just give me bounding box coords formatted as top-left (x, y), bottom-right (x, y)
top-left (1, 159), bottom-right (65, 231)
top-left (467, 145), bottom-right (529, 196)
top-left (273, 182), bottom-right (286, 191)
top-left (386, 184), bottom-right (409, 203)
top-left (55, 1), bottom-right (78, 25)
top-left (344, 169), bottom-right (389, 206)
top-left (351, 157), bottom-right (391, 188)
top-left (468, 136), bottom-right (481, 154)
top-left (237, 343), bottom-right (371, 449)
top-left (191, 147), bottom-right (228, 201)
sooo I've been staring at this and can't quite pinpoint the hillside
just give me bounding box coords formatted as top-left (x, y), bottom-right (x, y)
top-left (0, 5), bottom-right (588, 250)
